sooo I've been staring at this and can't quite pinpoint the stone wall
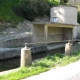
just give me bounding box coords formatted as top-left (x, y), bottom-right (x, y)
top-left (0, 46), bottom-right (47, 60)
top-left (50, 6), bottom-right (78, 25)
top-left (1, 42), bottom-right (80, 60)
top-left (0, 37), bottom-right (32, 48)
top-left (0, 20), bottom-right (33, 48)
top-left (32, 24), bottom-right (44, 43)
top-left (0, 48), bottom-right (21, 60)
top-left (48, 27), bottom-right (62, 41)
top-left (0, 20), bottom-right (32, 41)
top-left (73, 25), bottom-right (80, 39)
top-left (68, 0), bottom-right (80, 6)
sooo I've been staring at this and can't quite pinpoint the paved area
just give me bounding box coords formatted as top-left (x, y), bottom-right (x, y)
top-left (22, 60), bottom-right (80, 80)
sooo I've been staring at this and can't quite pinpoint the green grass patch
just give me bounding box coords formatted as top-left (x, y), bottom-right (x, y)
top-left (0, 51), bottom-right (80, 80)
top-left (0, 0), bottom-right (24, 22)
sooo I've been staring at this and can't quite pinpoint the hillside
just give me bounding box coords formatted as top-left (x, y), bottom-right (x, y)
top-left (0, 0), bottom-right (24, 22)
top-left (1, 0), bottom-right (80, 27)
top-left (1, 0), bottom-right (80, 23)
top-left (0, 0), bottom-right (60, 22)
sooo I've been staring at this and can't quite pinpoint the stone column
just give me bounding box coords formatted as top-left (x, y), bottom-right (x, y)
top-left (65, 40), bottom-right (73, 55)
top-left (20, 43), bottom-right (32, 67)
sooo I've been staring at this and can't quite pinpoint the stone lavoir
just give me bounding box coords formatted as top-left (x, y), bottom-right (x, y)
top-left (0, 5), bottom-right (79, 60)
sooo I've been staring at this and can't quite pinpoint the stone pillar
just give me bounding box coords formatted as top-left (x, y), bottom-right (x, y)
top-left (44, 25), bottom-right (48, 45)
top-left (65, 40), bottom-right (73, 55)
top-left (20, 43), bottom-right (32, 67)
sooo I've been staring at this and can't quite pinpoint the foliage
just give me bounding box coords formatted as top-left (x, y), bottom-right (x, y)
top-left (22, 0), bottom-right (59, 21)
top-left (48, 0), bottom-right (59, 4)
top-left (60, 0), bottom-right (68, 4)
top-left (0, 0), bottom-right (24, 22)
top-left (0, 0), bottom-right (68, 22)
top-left (64, 0), bottom-right (68, 3)
top-left (0, 51), bottom-right (80, 80)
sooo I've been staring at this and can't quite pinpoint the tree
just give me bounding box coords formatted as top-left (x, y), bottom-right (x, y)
top-left (22, 0), bottom-right (52, 21)
top-left (60, 0), bottom-right (68, 4)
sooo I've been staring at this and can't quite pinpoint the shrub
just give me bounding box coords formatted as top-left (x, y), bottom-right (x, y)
top-left (64, 0), bottom-right (68, 3)
top-left (60, 0), bottom-right (68, 4)
top-left (22, 0), bottom-right (56, 21)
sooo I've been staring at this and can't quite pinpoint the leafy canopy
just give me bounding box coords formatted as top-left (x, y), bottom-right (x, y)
top-left (22, 0), bottom-right (59, 21)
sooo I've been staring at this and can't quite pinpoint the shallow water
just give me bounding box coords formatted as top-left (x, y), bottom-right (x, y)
top-left (0, 57), bottom-right (20, 72)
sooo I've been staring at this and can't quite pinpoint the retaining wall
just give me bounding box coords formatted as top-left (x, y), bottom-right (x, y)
top-left (0, 46), bottom-right (47, 60)
top-left (0, 37), bottom-right (32, 48)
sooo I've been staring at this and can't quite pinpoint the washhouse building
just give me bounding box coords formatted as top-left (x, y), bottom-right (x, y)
top-left (32, 6), bottom-right (79, 44)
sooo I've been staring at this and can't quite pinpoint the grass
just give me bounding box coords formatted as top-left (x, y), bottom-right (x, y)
top-left (0, 0), bottom-right (24, 22)
top-left (0, 51), bottom-right (80, 80)
top-left (0, 0), bottom-right (59, 22)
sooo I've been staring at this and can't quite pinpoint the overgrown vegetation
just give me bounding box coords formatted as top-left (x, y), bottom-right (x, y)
top-left (0, 0), bottom-right (80, 24)
top-left (0, 51), bottom-right (80, 80)
top-left (0, 0), bottom-right (58, 22)
top-left (22, 0), bottom-right (59, 21)
top-left (0, 0), bottom-right (69, 22)
top-left (0, 0), bottom-right (24, 22)
top-left (60, 0), bottom-right (68, 4)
